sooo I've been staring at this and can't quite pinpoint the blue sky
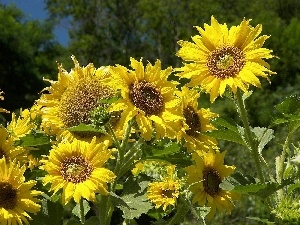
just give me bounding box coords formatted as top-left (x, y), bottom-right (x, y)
top-left (1, 0), bottom-right (69, 46)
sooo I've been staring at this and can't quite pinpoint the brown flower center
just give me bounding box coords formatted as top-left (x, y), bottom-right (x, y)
top-left (59, 78), bottom-right (115, 128)
top-left (183, 106), bottom-right (201, 137)
top-left (129, 80), bottom-right (164, 115)
top-left (203, 167), bottom-right (221, 197)
top-left (60, 155), bottom-right (93, 183)
top-left (162, 188), bottom-right (175, 198)
top-left (0, 182), bottom-right (17, 209)
top-left (207, 46), bottom-right (245, 79)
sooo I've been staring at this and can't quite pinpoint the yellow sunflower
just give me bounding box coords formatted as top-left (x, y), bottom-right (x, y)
top-left (36, 56), bottom-right (119, 142)
top-left (7, 108), bottom-right (36, 141)
top-left (176, 16), bottom-right (275, 102)
top-left (185, 149), bottom-right (239, 219)
top-left (0, 158), bottom-right (42, 225)
top-left (147, 179), bottom-right (181, 211)
top-left (41, 137), bottom-right (116, 205)
top-left (109, 58), bottom-right (182, 140)
top-left (0, 90), bottom-right (9, 113)
top-left (176, 86), bottom-right (218, 151)
top-left (0, 126), bottom-right (27, 163)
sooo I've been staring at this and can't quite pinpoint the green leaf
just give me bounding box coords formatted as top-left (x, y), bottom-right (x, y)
top-left (247, 217), bottom-right (275, 224)
top-left (205, 129), bottom-right (246, 146)
top-left (117, 177), bottom-right (152, 219)
top-left (287, 182), bottom-right (300, 194)
top-left (118, 193), bottom-right (152, 219)
top-left (275, 95), bottom-right (300, 115)
top-left (272, 96), bottom-right (300, 133)
top-left (72, 200), bottom-right (90, 222)
top-left (30, 198), bottom-right (64, 225)
top-left (14, 132), bottom-right (51, 147)
top-left (205, 117), bottom-right (247, 146)
top-left (233, 183), bottom-right (267, 194)
top-left (110, 192), bottom-right (130, 208)
top-left (151, 141), bottom-right (180, 156)
top-left (98, 93), bottom-right (120, 104)
top-left (67, 123), bottom-right (107, 134)
top-left (251, 127), bottom-right (274, 153)
top-left (210, 117), bottom-right (240, 133)
top-left (232, 179), bottom-right (294, 198)
top-left (231, 172), bottom-right (257, 185)
top-left (84, 216), bottom-right (100, 225)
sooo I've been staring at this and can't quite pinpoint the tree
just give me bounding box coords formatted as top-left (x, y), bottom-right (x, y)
top-left (0, 4), bottom-right (68, 115)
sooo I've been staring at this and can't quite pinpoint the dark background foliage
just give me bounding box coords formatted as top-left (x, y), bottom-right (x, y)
top-left (0, 0), bottom-right (299, 224)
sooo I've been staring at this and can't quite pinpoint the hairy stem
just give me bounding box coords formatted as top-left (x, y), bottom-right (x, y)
top-left (235, 90), bottom-right (265, 182)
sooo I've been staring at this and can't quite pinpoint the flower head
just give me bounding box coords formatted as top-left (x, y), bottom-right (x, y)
top-left (147, 179), bottom-right (181, 211)
top-left (36, 56), bottom-right (117, 142)
top-left (176, 86), bottom-right (218, 151)
top-left (176, 16), bottom-right (275, 102)
top-left (7, 108), bottom-right (36, 141)
top-left (109, 58), bottom-right (182, 140)
top-left (0, 126), bottom-right (27, 163)
top-left (0, 158), bottom-right (42, 225)
top-left (185, 149), bottom-right (239, 219)
top-left (41, 138), bottom-right (116, 205)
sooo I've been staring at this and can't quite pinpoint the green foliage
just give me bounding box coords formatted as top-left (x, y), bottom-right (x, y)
top-left (30, 197), bottom-right (64, 225)
top-left (116, 177), bottom-right (152, 220)
top-left (15, 131), bottom-right (51, 147)
top-left (205, 117), bottom-right (246, 146)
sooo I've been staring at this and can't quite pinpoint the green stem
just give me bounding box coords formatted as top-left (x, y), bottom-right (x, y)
top-left (167, 198), bottom-right (188, 225)
top-left (98, 122), bottom-right (132, 225)
top-left (98, 195), bottom-right (113, 225)
top-left (276, 132), bottom-right (293, 200)
top-left (79, 198), bottom-right (85, 224)
top-left (236, 90), bottom-right (265, 182)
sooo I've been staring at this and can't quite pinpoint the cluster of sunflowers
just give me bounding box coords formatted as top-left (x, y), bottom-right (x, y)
top-left (2, 16), bottom-right (291, 225)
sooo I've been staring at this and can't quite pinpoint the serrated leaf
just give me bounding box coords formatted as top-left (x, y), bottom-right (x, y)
top-left (231, 172), bottom-right (257, 185)
top-left (289, 119), bottom-right (300, 134)
top-left (247, 217), bottom-right (275, 224)
top-left (251, 127), bottom-right (274, 153)
top-left (275, 95), bottom-right (300, 115)
top-left (14, 132), bottom-right (51, 147)
top-left (118, 193), bottom-right (152, 219)
top-left (205, 129), bottom-right (246, 146)
top-left (67, 123), bottom-right (106, 134)
top-left (151, 141), bottom-right (180, 156)
top-left (233, 179), bottom-right (294, 198)
top-left (117, 177), bottom-right (152, 219)
top-left (72, 200), bottom-right (90, 222)
top-left (210, 117), bottom-right (240, 133)
top-left (110, 192), bottom-right (130, 208)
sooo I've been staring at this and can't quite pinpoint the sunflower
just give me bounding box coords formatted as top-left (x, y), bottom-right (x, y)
top-left (7, 108), bottom-right (36, 141)
top-left (147, 179), bottom-right (181, 211)
top-left (41, 137), bottom-right (116, 205)
top-left (36, 56), bottom-right (119, 142)
top-left (0, 126), bottom-right (27, 163)
top-left (109, 58), bottom-right (182, 140)
top-left (185, 149), bottom-right (239, 219)
top-left (176, 86), bottom-right (218, 151)
top-left (176, 16), bottom-right (275, 102)
top-left (0, 158), bottom-right (42, 225)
